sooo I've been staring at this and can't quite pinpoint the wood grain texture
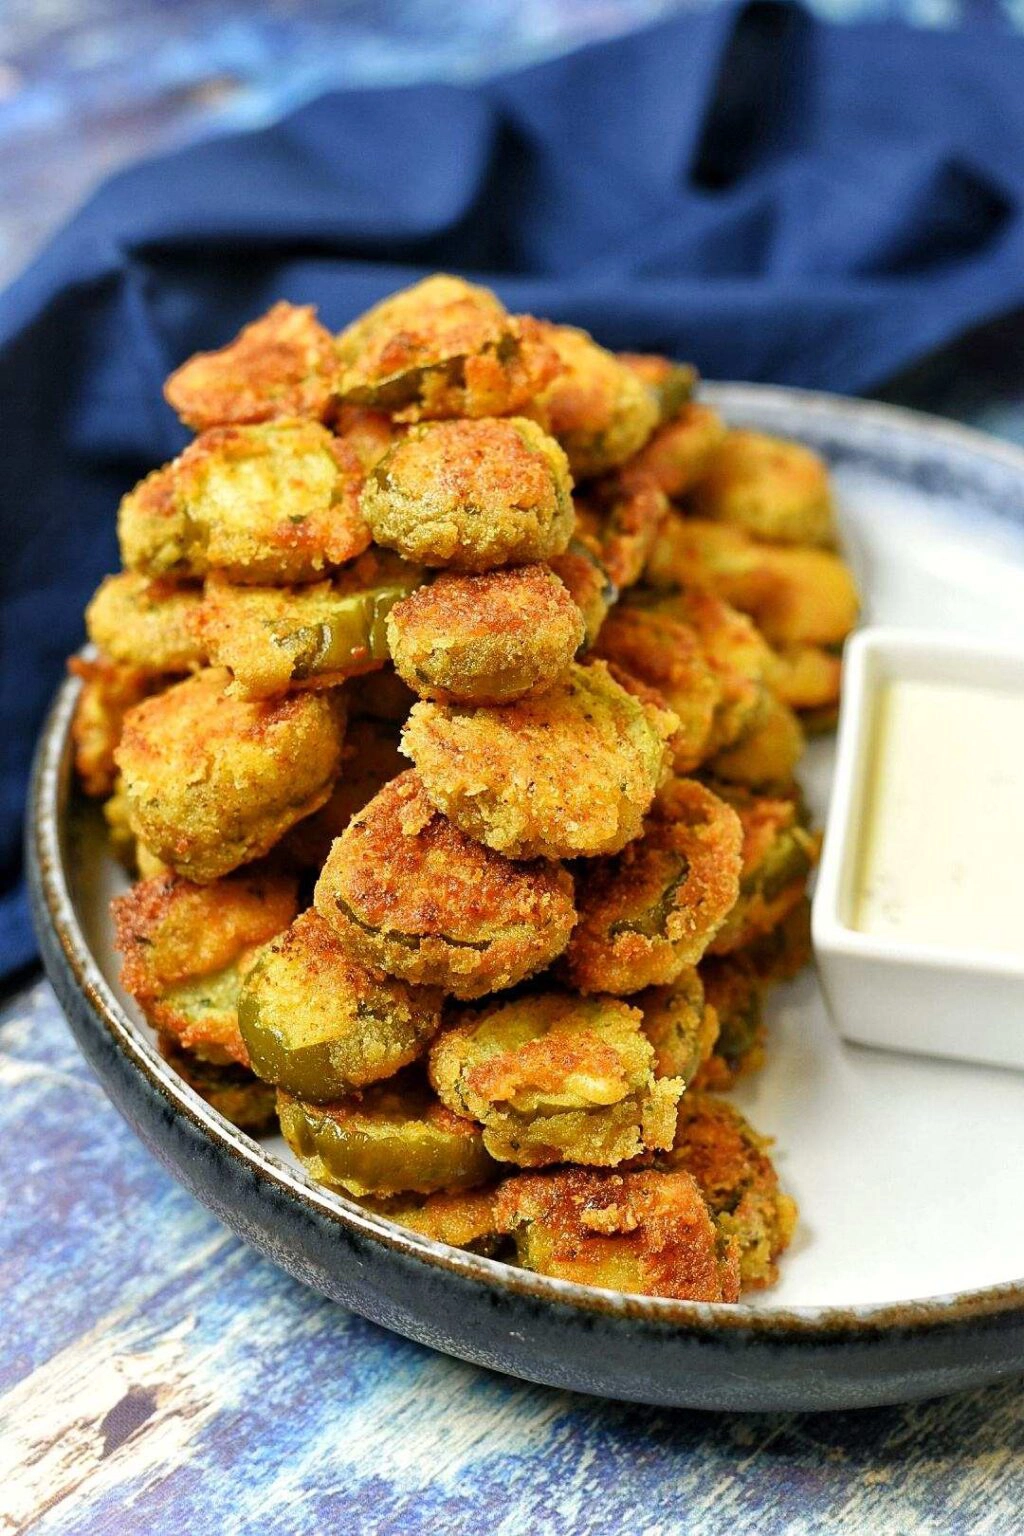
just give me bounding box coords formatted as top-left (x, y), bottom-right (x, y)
top-left (2, 980), bottom-right (1023, 1535)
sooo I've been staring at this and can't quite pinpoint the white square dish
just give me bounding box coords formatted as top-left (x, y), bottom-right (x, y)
top-left (812, 626), bottom-right (1024, 1071)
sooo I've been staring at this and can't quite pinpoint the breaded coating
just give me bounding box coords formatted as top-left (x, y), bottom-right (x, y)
top-left (631, 587), bottom-right (775, 754)
top-left (746, 895), bottom-right (813, 983)
top-left (692, 430), bottom-right (835, 547)
top-left (708, 787), bottom-right (820, 956)
top-left (157, 1036), bottom-right (278, 1132)
top-left (164, 301), bottom-right (339, 430)
top-left (283, 717), bottom-right (406, 868)
top-left (574, 468), bottom-right (669, 590)
top-left (337, 274), bottom-right (557, 421)
top-left (628, 403), bottom-right (727, 498)
top-left (238, 910), bottom-right (442, 1100)
top-left (278, 1071), bottom-right (498, 1197)
top-left (638, 968), bottom-right (719, 1085)
top-left (403, 660), bottom-right (676, 860)
top-left (533, 324), bottom-right (659, 479)
top-left (358, 1187), bottom-right (501, 1253)
top-left (548, 534), bottom-right (617, 650)
top-left (118, 419), bottom-right (372, 583)
top-left (593, 605), bottom-right (720, 773)
top-left (362, 416), bottom-right (574, 571)
top-left (429, 992), bottom-right (682, 1168)
top-left (709, 691), bottom-right (805, 791)
top-left (86, 573), bottom-right (205, 675)
top-left (769, 643), bottom-right (843, 720)
top-left (494, 1167), bottom-right (740, 1301)
top-left (332, 404), bottom-right (396, 471)
top-left (565, 779), bottom-right (742, 995)
top-left (665, 1096), bottom-right (797, 1290)
top-left (112, 868), bottom-right (298, 1065)
top-left (103, 778), bottom-right (137, 869)
top-left (195, 550), bottom-right (422, 699)
top-left (69, 656), bottom-right (158, 798)
top-left (386, 564), bottom-right (584, 704)
top-left (315, 772), bottom-right (576, 1000)
top-left (694, 954), bottom-right (767, 1090)
top-left (116, 668), bottom-right (344, 881)
top-left (645, 514), bottom-right (858, 647)
top-left (617, 354), bottom-right (698, 423)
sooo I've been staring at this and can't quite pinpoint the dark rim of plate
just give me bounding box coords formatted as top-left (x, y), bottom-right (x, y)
top-left (31, 384), bottom-right (1024, 1342)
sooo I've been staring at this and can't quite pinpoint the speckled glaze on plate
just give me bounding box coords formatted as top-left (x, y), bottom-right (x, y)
top-left (28, 385), bottom-right (1024, 1412)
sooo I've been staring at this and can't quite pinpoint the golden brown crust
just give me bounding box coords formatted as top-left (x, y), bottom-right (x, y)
top-left (574, 467), bottom-right (668, 590)
top-left (532, 324), bottom-right (659, 478)
top-left (494, 1166), bottom-right (740, 1300)
top-left (665, 1095), bottom-right (797, 1290)
top-left (565, 779), bottom-right (743, 994)
top-left (282, 716), bottom-right (407, 868)
top-left (402, 660), bottom-right (677, 860)
top-left (593, 605), bottom-right (720, 773)
top-left (85, 573), bottom-right (205, 674)
top-left (637, 968), bottom-right (719, 1084)
top-left (362, 416), bottom-right (574, 570)
top-left (386, 564), bottom-right (584, 703)
top-left (164, 302), bottom-right (339, 430)
top-left (707, 786), bottom-right (820, 955)
top-left (115, 668), bottom-right (345, 881)
top-left (69, 655), bottom-right (161, 798)
top-left (337, 275), bottom-right (558, 421)
top-left (709, 691), bottom-right (805, 791)
top-left (314, 771), bottom-right (577, 999)
top-left (429, 992), bottom-right (682, 1168)
top-left (692, 430), bottom-right (835, 546)
top-left (617, 354), bottom-right (698, 422)
top-left (628, 402), bottom-right (727, 498)
top-left (547, 534), bottom-right (616, 650)
top-left (117, 419), bottom-right (372, 583)
top-left (112, 868), bottom-right (298, 1064)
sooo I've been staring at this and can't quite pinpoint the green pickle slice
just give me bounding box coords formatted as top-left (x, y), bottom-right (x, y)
top-left (278, 1074), bottom-right (497, 1197)
top-left (237, 911), bottom-right (442, 1101)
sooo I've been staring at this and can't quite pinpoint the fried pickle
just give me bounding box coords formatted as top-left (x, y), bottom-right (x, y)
top-left (628, 402), bottom-right (727, 499)
top-left (362, 416), bottom-right (574, 570)
top-left (638, 968), bottom-right (719, 1085)
top-left (548, 535), bottom-right (617, 650)
top-left (315, 772), bottom-right (576, 1000)
top-left (85, 572), bottom-right (205, 675)
top-left (617, 354), bottom-right (698, 423)
top-left (195, 551), bottom-right (421, 699)
top-left (337, 274), bottom-right (557, 421)
top-left (494, 1167), bottom-right (740, 1301)
top-left (386, 564), bottom-right (584, 704)
top-left (112, 868), bottom-right (298, 1065)
top-left (645, 514), bottom-right (858, 647)
top-left (282, 716), bottom-right (406, 868)
top-left (116, 668), bottom-right (344, 881)
top-left (403, 660), bottom-right (676, 860)
top-left (157, 1037), bottom-right (278, 1132)
top-left (238, 909), bottom-right (442, 1100)
top-left (164, 301), bottom-right (339, 430)
top-left (278, 1071), bottom-right (498, 1197)
top-left (565, 779), bottom-right (742, 994)
top-left (429, 992), bottom-right (682, 1168)
top-left (533, 324), bottom-right (659, 478)
top-left (574, 468), bottom-right (669, 590)
top-left (665, 1095), bottom-right (797, 1290)
top-left (118, 419), bottom-right (371, 583)
top-left (359, 1187), bottom-right (501, 1253)
top-left (692, 430), bottom-right (835, 547)
top-left (709, 691), bottom-right (805, 790)
top-left (593, 604), bottom-right (720, 772)
top-left (69, 655), bottom-right (159, 798)
top-left (707, 787), bottom-right (820, 956)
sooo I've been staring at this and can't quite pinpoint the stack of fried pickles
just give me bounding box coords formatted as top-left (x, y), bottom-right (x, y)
top-left (71, 276), bottom-right (859, 1301)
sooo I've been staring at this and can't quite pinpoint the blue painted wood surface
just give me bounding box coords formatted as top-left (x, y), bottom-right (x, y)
top-left (3, 4), bottom-right (1024, 1529)
top-left (3, 981), bottom-right (1024, 1532)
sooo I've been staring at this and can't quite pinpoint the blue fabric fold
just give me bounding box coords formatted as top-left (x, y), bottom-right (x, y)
top-left (6, 0), bottom-right (1024, 974)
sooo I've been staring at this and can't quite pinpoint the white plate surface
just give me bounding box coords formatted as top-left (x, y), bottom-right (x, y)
top-left (75, 385), bottom-right (1024, 1312)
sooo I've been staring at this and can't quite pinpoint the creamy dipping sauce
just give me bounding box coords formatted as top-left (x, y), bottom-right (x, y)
top-left (853, 678), bottom-right (1024, 954)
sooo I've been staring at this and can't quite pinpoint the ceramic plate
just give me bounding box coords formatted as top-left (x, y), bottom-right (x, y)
top-left (29, 385), bottom-right (1024, 1411)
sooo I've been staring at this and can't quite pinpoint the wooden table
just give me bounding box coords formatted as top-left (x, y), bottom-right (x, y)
top-left (2, 5), bottom-right (1023, 1531)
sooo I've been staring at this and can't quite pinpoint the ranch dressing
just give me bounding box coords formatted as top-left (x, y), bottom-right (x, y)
top-left (853, 677), bottom-right (1024, 954)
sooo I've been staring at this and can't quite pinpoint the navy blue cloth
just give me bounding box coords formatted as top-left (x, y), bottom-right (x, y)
top-left (6, 0), bottom-right (1024, 974)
